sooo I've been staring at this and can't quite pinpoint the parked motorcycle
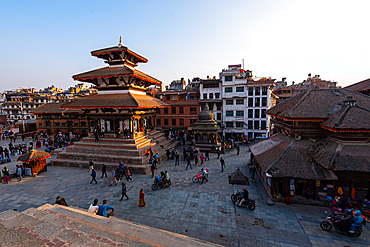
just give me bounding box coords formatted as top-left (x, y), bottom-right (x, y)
top-left (151, 176), bottom-right (171, 191)
top-left (231, 191), bottom-right (257, 211)
top-left (320, 214), bottom-right (363, 237)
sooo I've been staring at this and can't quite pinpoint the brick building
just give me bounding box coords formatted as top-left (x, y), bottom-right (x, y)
top-left (31, 102), bottom-right (88, 137)
top-left (156, 84), bottom-right (200, 139)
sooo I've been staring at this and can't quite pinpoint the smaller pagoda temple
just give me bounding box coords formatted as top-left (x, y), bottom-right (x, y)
top-left (193, 104), bottom-right (220, 151)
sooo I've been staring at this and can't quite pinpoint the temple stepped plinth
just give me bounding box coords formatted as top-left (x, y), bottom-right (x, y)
top-left (52, 130), bottom-right (180, 174)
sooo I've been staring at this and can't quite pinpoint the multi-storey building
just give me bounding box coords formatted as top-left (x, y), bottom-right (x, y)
top-left (156, 79), bottom-right (200, 139)
top-left (198, 77), bottom-right (222, 125)
top-left (1, 85), bottom-right (93, 127)
top-left (31, 102), bottom-right (88, 137)
top-left (273, 74), bottom-right (339, 102)
top-left (220, 64), bottom-right (275, 141)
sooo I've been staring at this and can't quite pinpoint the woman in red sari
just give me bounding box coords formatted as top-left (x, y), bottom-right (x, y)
top-left (138, 189), bottom-right (146, 207)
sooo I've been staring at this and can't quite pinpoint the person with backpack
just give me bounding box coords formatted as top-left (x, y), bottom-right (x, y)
top-left (126, 166), bottom-right (133, 182)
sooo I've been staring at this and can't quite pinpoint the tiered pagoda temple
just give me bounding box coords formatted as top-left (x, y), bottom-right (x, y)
top-left (61, 37), bottom-right (166, 137)
top-left (52, 38), bottom-right (179, 174)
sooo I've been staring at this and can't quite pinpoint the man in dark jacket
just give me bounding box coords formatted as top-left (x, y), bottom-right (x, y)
top-left (90, 169), bottom-right (97, 184)
top-left (119, 183), bottom-right (129, 201)
top-left (101, 164), bottom-right (107, 178)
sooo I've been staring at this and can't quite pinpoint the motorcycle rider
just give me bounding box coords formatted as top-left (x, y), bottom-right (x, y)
top-left (238, 188), bottom-right (249, 207)
top-left (338, 209), bottom-right (353, 231)
top-left (349, 210), bottom-right (364, 233)
top-left (160, 171), bottom-right (166, 186)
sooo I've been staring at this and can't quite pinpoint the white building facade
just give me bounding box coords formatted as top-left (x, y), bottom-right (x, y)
top-left (220, 65), bottom-right (274, 141)
top-left (199, 78), bottom-right (222, 125)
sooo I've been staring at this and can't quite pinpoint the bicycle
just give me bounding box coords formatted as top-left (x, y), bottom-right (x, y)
top-left (192, 169), bottom-right (209, 183)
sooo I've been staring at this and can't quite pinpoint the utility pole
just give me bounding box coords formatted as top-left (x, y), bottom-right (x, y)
top-left (20, 101), bottom-right (25, 133)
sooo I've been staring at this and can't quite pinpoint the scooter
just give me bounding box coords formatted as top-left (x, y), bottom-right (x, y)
top-left (320, 214), bottom-right (363, 237)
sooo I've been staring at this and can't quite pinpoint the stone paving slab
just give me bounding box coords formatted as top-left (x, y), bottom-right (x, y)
top-left (0, 144), bottom-right (369, 246)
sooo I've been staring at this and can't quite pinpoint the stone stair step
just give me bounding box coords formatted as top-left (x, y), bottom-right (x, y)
top-left (74, 138), bottom-right (152, 150)
top-left (38, 204), bottom-right (220, 247)
top-left (82, 136), bottom-right (148, 144)
top-left (57, 152), bottom-right (147, 164)
top-left (65, 145), bottom-right (148, 156)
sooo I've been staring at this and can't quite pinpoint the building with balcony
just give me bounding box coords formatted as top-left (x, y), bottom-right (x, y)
top-left (198, 77), bottom-right (222, 125)
top-left (220, 65), bottom-right (275, 141)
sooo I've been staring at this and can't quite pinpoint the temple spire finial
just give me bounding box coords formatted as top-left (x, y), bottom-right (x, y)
top-left (118, 36), bottom-right (124, 47)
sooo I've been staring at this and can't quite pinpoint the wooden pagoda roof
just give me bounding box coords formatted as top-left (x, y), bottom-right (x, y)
top-left (72, 66), bottom-right (161, 86)
top-left (267, 88), bottom-right (370, 121)
top-left (91, 46), bottom-right (148, 64)
top-left (30, 102), bottom-right (84, 114)
top-left (60, 93), bottom-right (169, 110)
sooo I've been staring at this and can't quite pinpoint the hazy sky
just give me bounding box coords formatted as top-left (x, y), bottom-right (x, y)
top-left (0, 0), bottom-right (369, 92)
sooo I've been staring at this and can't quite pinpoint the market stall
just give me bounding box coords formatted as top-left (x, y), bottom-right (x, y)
top-left (16, 150), bottom-right (51, 176)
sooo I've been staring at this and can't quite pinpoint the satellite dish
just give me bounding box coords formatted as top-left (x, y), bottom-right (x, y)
top-left (295, 135), bottom-right (301, 141)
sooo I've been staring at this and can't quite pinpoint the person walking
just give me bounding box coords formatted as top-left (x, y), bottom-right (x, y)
top-left (101, 164), bottom-right (107, 178)
top-left (88, 159), bottom-right (94, 173)
top-left (119, 182), bottom-right (129, 201)
top-left (90, 169), bottom-right (97, 184)
top-left (94, 128), bottom-right (99, 142)
top-left (151, 158), bottom-right (157, 178)
top-left (166, 149), bottom-right (170, 161)
top-left (217, 147), bottom-right (221, 159)
top-left (118, 162), bottom-right (124, 179)
top-left (175, 151), bottom-right (179, 166)
top-left (97, 200), bottom-right (115, 218)
top-left (236, 144), bottom-right (240, 155)
top-left (220, 157), bottom-right (225, 173)
top-left (126, 166), bottom-right (133, 182)
top-left (16, 165), bottom-right (22, 181)
top-left (250, 165), bottom-right (256, 182)
top-left (205, 150), bottom-right (209, 161)
top-left (138, 189), bottom-right (146, 207)
top-left (194, 152), bottom-right (198, 165)
top-left (186, 156), bottom-right (192, 170)
top-left (200, 154), bottom-right (204, 166)
top-left (109, 169), bottom-right (118, 186)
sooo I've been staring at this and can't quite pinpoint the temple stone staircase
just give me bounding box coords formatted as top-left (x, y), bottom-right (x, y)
top-left (52, 130), bottom-right (180, 174)
top-left (0, 204), bottom-right (219, 247)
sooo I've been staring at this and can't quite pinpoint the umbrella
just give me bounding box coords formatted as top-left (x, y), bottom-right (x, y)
top-left (16, 149), bottom-right (51, 164)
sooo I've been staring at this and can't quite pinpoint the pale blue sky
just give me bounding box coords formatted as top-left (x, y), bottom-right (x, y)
top-left (0, 0), bottom-right (369, 91)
